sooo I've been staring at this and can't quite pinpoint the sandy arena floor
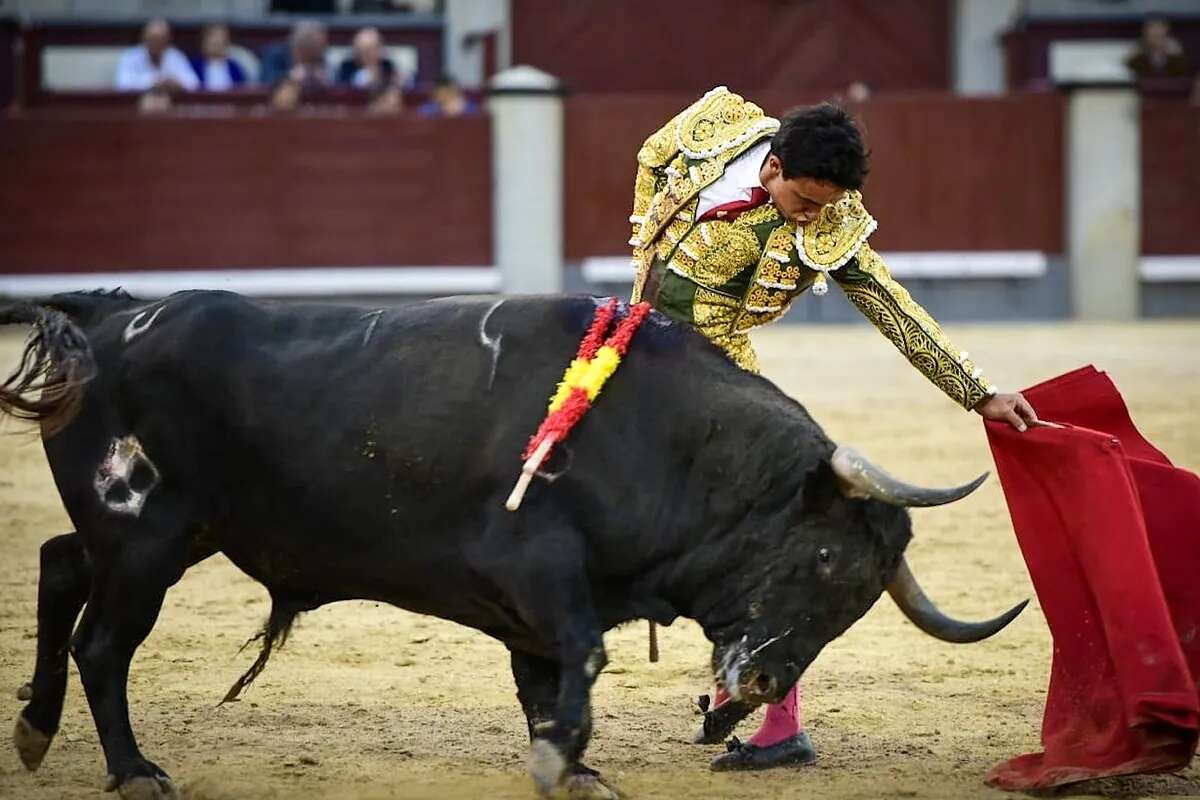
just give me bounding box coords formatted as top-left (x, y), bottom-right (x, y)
top-left (1, 320), bottom-right (1198, 800)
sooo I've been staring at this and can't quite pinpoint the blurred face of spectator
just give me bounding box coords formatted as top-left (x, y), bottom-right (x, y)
top-left (353, 28), bottom-right (384, 69)
top-left (1143, 18), bottom-right (1172, 53)
top-left (433, 81), bottom-right (467, 114)
top-left (143, 19), bottom-right (171, 63)
top-left (202, 25), bottom-right (230, 61)
top-left (291, 22), bottom-right (328, 68)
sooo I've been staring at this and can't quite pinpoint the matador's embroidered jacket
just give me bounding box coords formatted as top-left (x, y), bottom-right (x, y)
top-left (628, 86), bottom-right (997, 410)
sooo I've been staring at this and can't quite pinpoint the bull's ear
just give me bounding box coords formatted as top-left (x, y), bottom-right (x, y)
top-left (802, 460), bottom-right (840, 514)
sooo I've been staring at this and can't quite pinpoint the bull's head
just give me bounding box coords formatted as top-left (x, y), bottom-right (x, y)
top-left (706, 445), bottom-right (1026, 706)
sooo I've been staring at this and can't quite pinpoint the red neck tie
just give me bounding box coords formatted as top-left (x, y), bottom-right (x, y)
top-left (698, 186), bottom-right (770, 223)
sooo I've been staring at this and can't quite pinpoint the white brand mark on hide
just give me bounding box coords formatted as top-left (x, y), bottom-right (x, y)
top-left (478, 300), bottom-right (505, 390)
top-left (360, 310), bottom-right (384, 346)
top-left (123, 306), bottom-right (166, 343)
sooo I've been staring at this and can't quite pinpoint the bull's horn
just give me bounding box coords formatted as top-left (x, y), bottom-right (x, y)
top-left (831, 445), bottom-right (987, 507)
top-left (887, 557), bottom-right (1028, 643)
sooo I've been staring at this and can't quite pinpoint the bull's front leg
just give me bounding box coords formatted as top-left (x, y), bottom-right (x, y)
top-left (527, 612), bottom-right (607, 796)
top-left (509, 649), bottom-right (617, 799)
top-left (501, 542), bottom-right (608, 796)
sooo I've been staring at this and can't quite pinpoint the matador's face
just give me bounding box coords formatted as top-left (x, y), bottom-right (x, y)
top-left (759, 154), bottom-right (846, 227)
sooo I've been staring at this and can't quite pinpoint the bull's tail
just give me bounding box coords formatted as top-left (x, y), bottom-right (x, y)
top-left (221, 598), bottom-right (302, 704)
top-left (0, 298), bottom-right (97, 436)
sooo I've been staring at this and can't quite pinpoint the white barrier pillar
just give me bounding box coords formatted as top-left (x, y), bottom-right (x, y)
top-left (953, 0), bottom-right (1020, 95)
top-left (488, 65), bottom-right (564, 294)
top-left (1066, 86), bottom-right (1141, 320)
top-left (443, 0), bottom-right (510, 86)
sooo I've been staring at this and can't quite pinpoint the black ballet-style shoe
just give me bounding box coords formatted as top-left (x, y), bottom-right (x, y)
top-left (709, 731), bottom-right (818, 771)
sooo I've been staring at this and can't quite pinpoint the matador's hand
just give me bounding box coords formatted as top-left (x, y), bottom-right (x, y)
top-left (974, 392), bottom-right (1040, 432)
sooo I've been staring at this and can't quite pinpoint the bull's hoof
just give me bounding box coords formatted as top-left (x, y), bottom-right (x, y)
top-left (13, 713), bottom-right (54, 771)
top-left (16, 682), bottom-right (33, 701)
top-left (565, 772), bottom-right (621, 799)
top-left (709, 732), bottom-right (817, 771)
top-left (114, 775), bottom-right (181, 800)
top-left (527, 738), bottom-right (567, 797)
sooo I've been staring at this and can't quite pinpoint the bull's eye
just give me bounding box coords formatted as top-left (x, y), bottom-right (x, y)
top-left (817, 547), bottom-right (832, 564)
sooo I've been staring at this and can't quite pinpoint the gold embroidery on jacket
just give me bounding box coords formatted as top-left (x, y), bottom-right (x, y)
top-left (674, 86), bottom-right (780, 160)
top-left (797, 190), bottom-right (877, 272)
top-left (630, 86), bottom-right (781, 292)
top-left (679, 222), bottom-right (761, 287)
top-left (837, 245), bottom-right (992, 409)
top-left (733, 223), bottom-right (802, 332)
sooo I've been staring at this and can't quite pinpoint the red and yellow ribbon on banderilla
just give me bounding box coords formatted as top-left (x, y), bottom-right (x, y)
top-left (505, 298), bottom-right (652, 511)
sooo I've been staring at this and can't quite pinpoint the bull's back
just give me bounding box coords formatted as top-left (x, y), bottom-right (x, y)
top-left (48, 289), bottom-right (767, 621)
top-left (112, 290), bottom-right (741, 525)
top-left (73, 294), bottom-right (636, 590)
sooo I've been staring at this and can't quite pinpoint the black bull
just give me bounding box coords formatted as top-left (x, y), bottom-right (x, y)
top-left (0, 290), bottom-right (1024, 799)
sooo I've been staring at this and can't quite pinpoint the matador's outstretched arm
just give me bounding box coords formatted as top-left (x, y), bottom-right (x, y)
top-left (833, 243), bottom-right (996, 411)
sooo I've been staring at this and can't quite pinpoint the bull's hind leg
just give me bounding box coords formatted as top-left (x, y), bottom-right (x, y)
top-left (70, 506), bottom-right (194, 800)
top-left (509, 649), bottom-right (617, 800)
top-left (14, 532), bottom-right (90, 772)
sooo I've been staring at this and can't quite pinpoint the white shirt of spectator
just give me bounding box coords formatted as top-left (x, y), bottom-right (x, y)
top-left (202, 60), bottom-right (233, 92)
top-left (351, 67), bottom-right (381, 88)
top-left (115, 45), bottom-right (199, 92)
top-left (695, 139), bottom-right (772, 220)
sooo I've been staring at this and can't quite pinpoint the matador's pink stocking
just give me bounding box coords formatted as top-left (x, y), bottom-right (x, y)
top-left (748, 683), bottom-right (803, 747)
top-left (711, 683), bottom-right (804, 746)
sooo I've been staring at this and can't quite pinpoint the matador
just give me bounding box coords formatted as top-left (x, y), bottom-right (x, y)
top-left (627, 86), bottom-right (1039, 771)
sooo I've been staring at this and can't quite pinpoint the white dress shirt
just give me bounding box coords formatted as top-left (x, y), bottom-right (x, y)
top-left (115, 45), bottom-right (199, 92)
top-left (695, 139), bottom-right (771, 220)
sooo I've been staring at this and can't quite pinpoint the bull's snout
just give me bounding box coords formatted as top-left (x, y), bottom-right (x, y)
top-left (738, 670), bottom-right (779, 703)
top-left (716, 630), bottom-right (797, 705)
top-left (719, 660), bottom-right (788, 705)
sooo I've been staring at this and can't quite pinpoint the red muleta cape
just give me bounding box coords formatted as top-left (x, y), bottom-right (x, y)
top-left (985, 366), bottom-right (1200, 789)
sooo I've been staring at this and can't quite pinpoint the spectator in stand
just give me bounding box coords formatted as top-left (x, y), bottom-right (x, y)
top-left (259, 20), bottom-right (331, 89)
top-left (115, 18), bottom-right (199, 93)
top-left (417, 75), bottom-right (480, 118)
top-left (1125, 16), bottom-right (1193, 78)
top-left (336, 27), bottom-right (399, 91)
top-left (189, 24), bottom-right (249, 91)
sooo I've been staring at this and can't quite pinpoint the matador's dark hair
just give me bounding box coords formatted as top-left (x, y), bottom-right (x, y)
top-left (770, 103), bottom-right (869, 190)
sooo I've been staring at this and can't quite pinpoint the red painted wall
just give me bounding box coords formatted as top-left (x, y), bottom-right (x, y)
top-left (565, 91), bottom-right (1065, 258)
top-left (512, 0), bottom-right (951, 94)
top-left (0, 113), bottom-right (492, 272)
